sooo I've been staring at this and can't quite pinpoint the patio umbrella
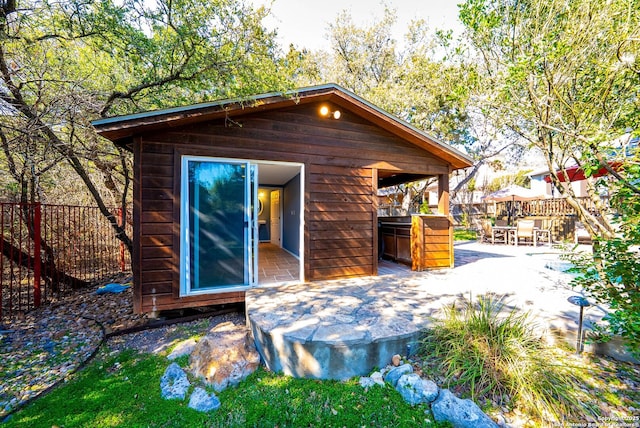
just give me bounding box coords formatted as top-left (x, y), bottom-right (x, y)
top-left (482, 185), bottom-right (545, 224)
top-left (482, 184), bottom-right (544, 202)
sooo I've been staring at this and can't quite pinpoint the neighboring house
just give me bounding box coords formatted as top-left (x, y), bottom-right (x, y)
top-left (93, 84), bottom-right (472, 314)
top-left (529, 168), bottom-right (565, 198)
top-left (529, 134), bottom-right (638, 198)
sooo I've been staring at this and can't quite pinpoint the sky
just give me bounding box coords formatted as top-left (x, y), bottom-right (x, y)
top-left (248, 0), bottom-right (464, 51)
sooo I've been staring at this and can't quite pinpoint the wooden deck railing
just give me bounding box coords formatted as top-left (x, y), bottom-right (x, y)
top-left (496, 196), bottom-right (608, 217)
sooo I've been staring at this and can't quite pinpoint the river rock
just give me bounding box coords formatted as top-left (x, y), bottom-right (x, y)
top-left (431, 389), bottom-right (498, 428)
top-left (392, 354), bottom-right (402, 366)
top-left (160, 363), bottom-right (190, 400)
top-left (190, 322), bottom-right (260, 392)
top-left (188, 387), bottom-right (221, 412)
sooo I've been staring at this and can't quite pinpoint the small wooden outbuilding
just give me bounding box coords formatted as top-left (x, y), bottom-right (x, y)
top-left (93, 84), bottom-right (472, 314)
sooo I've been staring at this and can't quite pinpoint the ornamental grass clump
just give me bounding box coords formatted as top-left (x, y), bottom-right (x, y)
top-left (420, 295), bottom-right (595, 422)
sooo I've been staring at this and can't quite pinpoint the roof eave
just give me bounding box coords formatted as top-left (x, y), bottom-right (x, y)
top-left (93, 83), bottom-right (473, 170)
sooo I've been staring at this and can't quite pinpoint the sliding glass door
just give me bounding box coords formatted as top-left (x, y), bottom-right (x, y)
top-left (180, 157), bottom-right (257, 295)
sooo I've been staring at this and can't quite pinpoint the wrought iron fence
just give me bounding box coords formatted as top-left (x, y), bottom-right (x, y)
top-left (1, 203), bottom-right (132, 320)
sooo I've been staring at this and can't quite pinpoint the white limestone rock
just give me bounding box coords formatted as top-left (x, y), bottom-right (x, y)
top-left (188, 387), bottom-right (221, 412)
top-left (431, 389), bottom-right (498, 428)
top-left (370, 371), bottom-right (385, 386)
top-left (167, 338), bottom-right (198, 361)
top-left (359, 377), bottom-right (376, 388)
top-left (384, 363), bottom-right (413, 387)
top-left (160, 363), bottom-right (190, 400)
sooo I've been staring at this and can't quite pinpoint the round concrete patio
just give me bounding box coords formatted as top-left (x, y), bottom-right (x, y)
top-left (246, 241), bottom-right (616, 380)
top-left (246, 278), bottom-right (433, 380)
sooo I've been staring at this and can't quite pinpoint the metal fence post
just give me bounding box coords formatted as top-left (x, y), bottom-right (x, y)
top-left (33, 203), bottom-right (42, 308)
top-left (118, 207), bottom-right (125, 272)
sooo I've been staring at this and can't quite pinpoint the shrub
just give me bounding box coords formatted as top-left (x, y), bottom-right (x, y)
top-left (419, 201), bottom-right (432, 214)
top-left (419, 295), bottom-right (594, 422)
top-left (564, 238), bottom-right (640, 358)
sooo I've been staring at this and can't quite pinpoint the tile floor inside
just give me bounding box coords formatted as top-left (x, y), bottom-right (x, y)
top-left (258, 243), bottom-right (300, 285)
top-left (257, 243), bottom-right (411, 285)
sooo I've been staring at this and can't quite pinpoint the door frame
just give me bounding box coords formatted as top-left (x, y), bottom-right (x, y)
top-left (179, 156), bottom-right (305, 295)
top-left (179, 156), bottom-right (257, 296)
top-left (256, 160), bottom-right (304, 284)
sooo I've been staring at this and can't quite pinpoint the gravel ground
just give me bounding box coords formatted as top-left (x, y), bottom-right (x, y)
top-left (0, 274), bottom-right (247, 419)
top-left (0, 274), bottom-right (148, 418)
top-left (106, 311), bottom-right (245, 356)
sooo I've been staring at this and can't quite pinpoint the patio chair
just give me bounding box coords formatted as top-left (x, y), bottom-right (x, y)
top-left (479, 219), bottom-right (499, 243)
top-left (509, 219), bottom-right (536, 246)
top-left (479, 219), bottom-right (509, 244)
top-left (574, 221), bottom-right (592, 244)
top-left (533, 219), bottom-right (552, 247)
top-left (478, 219), bottom-right (490, 242)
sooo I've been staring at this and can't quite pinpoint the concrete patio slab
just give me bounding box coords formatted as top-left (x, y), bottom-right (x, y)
top-left (246, 241), bottom-right (614, 380)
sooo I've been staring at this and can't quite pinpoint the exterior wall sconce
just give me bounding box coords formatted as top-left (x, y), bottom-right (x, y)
top-left (319, 105), bottom-right (341, 119)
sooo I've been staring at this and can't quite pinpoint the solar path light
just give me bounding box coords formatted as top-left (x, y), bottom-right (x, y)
top-left (567, 296), bottom-right (591, 354)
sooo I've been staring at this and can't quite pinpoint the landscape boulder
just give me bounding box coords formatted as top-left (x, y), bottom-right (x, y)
top-left (190, 322), bottom-right (260, 392)
top-left (167, 338), bottom-right (198, 361)
top-left (384, 363), bottom-right (413, 387)
top-left (395, 374), bottom-right (440, 405)
top-left (396, 373), bottom-right (426, 405)
top-left (160, 363), bottom-right (190, 400)
top-left (431, 389), bottom-right (498, 428)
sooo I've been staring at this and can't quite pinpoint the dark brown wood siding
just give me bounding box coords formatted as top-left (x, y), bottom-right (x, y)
top-left (308, 165), bottom-right (373, 279)
top-left (134, 103), bottom-right (450, 312)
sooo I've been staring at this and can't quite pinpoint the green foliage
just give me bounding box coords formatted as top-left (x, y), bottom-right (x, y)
top-left (0, 0), bottom-right (295, 205)
top-left (4, 348), bottom-right (440, 428)
top-left (419, 200), bottom-right (432, 214)
top-left (487, 170), bottom-right (532, 193)
top-left (462, 0), bottom-right (640, 362)
top-left (298, 7), bottom-right (477, 149)
top-left (419, 296), bottom-right (593, 422)
top-left (459, 0), bottom-right (640, 237)
top-left (0, 0), bottom-right (297, 249)
top-left (563, 151), bottom-right (640, 358)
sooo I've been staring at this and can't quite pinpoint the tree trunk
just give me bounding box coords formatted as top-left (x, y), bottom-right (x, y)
top-left (1, 237), bottom-right (89, 291)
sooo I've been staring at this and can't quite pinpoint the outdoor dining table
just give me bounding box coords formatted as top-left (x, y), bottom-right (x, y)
top-left (491, 225), bottom-right (551, 246)
top-left (491, 225), bottom-right (515, 244)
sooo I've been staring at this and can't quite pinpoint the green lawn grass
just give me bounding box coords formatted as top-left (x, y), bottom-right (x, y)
top-left (453, 229), bottom-right (477, 241)
top-left (4, 348), bottom-right (441, 428)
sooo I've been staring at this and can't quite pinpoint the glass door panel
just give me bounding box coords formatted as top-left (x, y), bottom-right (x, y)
top-left (182, 158), bottom-right (251, 293)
